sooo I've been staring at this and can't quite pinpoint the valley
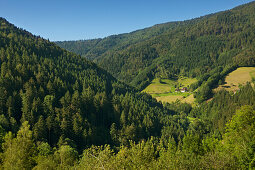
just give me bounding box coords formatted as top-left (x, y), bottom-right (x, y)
top-left (142, 77), bottom-right (197, 104)
top-left (1, 1), bottom-right (255, 169)
top-left (56, 0), bottom-right (255, 91)
top-left (144, 67), bottom-right (255, 104)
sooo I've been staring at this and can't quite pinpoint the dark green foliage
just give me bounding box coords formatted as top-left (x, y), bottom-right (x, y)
top-left (0, 17), bottom-right (177, 153)
top-left (1, 1), bottom-right (255, 169)
top-left (194, 65), bottom-right (237, 102)
top-left (56, 1), bottom-right (255, 91)
top-left (191, 82), bottom-right (255, 134)
top-left (0, 16), bottom-right (198, 168)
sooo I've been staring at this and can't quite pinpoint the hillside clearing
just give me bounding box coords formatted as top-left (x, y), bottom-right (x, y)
top-left (155, 95), bottom-right (184, 103)
top-left (215, 67), bottom-right (255, 92)
top-left (142, 77), bottom-right (197, 104)
top-left (182, 94), bottom-right (195, 104)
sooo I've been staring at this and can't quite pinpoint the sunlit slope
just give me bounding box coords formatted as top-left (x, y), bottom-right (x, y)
top-left (142, 77), bottom-right (197, 104)
top-left (215, 67), bottom-right (255, 92)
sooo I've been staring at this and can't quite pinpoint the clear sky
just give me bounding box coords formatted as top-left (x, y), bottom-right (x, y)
top-left (0, 0), bottom-right (254, 41)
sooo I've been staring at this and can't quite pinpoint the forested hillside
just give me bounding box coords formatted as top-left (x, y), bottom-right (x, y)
top-left (1, 2), bottom-right (255, 169)
top-left (56, 1), bottom-right (255, 91)
top-left (0, 17), bottom-right (194, 169)
top-left (0, 16), bottom-right (185, 149)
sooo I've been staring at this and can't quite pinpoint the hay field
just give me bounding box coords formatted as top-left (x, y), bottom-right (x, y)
top-left (142, 78), bottom-right (174, 94)
top-left (155, 95), bottom-right (184, 103)
top-left (142, 77), bottom-right (197, 104)
top-left (181, 94), bottom-right (195, 104)
top-left (216, 67), bottom-right (255, 92)
top-left (178, 77), bottom-right (197, 87)
top-left (143, 84), bottom-right (171, 94)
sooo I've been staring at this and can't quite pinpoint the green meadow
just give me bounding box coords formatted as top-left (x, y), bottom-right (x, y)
top-left (142, 77), bottom-right (197, 104)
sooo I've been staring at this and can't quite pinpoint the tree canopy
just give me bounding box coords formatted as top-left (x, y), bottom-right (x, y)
top-left (0, 1), bottom-right (255, 169)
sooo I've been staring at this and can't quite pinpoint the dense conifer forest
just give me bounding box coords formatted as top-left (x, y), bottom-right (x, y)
top-left (0, 1), bottom-right (255, 169)
top-left (57, 1), bottom-right (255, 90)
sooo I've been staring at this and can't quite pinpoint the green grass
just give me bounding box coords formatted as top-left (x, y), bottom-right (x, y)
top-left (182, 94), bottom-right (195, 104)
top-left (178, 77), bottom-right (197, 87)
top-left (155, 95), bottom-right (184, 103)
top-left (143, 78), bottom-right (173, 94)
top-left (152, 92), bottom-right (190, 98)
top-left (142, 77), bottom-right (197, 104)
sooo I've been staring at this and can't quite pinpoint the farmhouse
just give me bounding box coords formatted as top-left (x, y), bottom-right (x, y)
top-left (180, 87), bottom-right (188, 93)
top-left (175, 87), bottom-right (188, 92)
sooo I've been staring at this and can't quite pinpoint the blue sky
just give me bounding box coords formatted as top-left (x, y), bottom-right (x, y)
top-left (0, 0), bottom-right (254, 41)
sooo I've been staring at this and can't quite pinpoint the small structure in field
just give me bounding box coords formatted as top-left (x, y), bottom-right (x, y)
top-left (180, 87), bottom-right (188, 93)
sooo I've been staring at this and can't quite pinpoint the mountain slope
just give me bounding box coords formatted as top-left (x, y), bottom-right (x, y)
top-left (56, 1), bottom-right (255, 90)
top-left (55, 21), bottom-right (185, 60)
top-left (2, 13), bottom-right (255, 169)
top-left (0, 17), bottom-right (179, 151)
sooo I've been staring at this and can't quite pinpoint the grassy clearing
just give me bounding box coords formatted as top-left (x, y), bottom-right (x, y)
top-left (215, 67), bottom-right (255, 92)
top-left (156, 94), bottom-right (195, 104)
top-left (143, 78), bottom-right (175, 94)
top-left (143, 84), bottom-right (171, 94)
top-left (178, 77), bottom-right (197, 87)
top-left (182, 94), bottom-right (195, 104)
top-left (142, 77), bottom-right (197, 104)
top-left (151, 92), bottom-right (190, 98)
top-left (155, 95), bottom-right (184, 103)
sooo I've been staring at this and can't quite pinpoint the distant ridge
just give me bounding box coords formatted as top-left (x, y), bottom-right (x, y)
top-left (56, 1), bottom-right (255, 90)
